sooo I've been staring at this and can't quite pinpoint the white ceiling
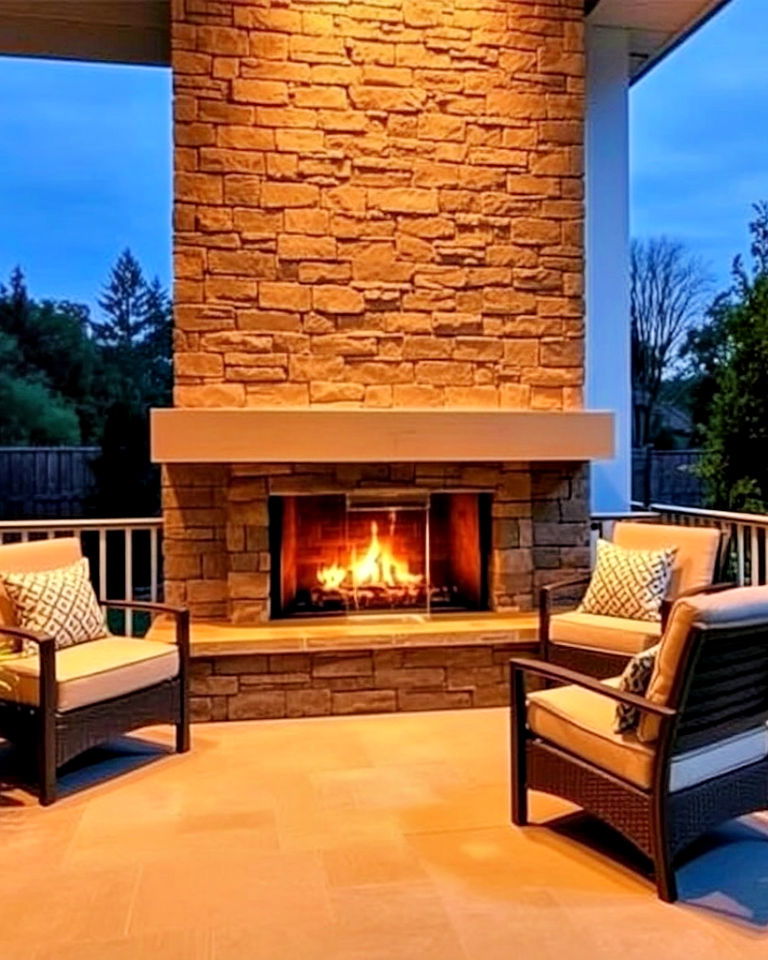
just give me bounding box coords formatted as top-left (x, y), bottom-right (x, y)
top-left (589, 0), bottom-right (733, 79)
top-left (0, 0), bottom-right (732, 75)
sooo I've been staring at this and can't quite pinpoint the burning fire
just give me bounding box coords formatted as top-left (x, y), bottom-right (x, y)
top-left (316, 520), bottom-right (423, 599)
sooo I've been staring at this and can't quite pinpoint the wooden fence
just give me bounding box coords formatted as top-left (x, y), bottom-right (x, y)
top-left (632, 448), bottom-right (704, 508)
top-left (0, 447), bottom-right (99, 519)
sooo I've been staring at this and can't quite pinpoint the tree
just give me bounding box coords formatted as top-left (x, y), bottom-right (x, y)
top-left (0, 270), bottom-right (96, 445)
top-left (0, 330), bottom-right (80, 445)
top-left (631, 237), bottom-right (711, 447)
top-left (88, 252), bottom-right (172, 516)
top-left (0, 254), bottom-right (172, 514)
top-left (697, 204), bottom-right (768, 511)
top-left (92, 249), bottom-right (150, 350)
top-left (141, 275), bottom-right (173, 406)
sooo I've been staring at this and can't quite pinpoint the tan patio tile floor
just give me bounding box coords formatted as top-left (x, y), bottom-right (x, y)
top-left (2, 708), bottom-right (768, 959)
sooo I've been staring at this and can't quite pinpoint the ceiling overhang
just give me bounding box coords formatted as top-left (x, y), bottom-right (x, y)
top-left (0, 1), bottom-right (730, 74)
top-left (587, 0), bottom-right (733, 81)
top-left (0, 1), bottom-right (169, 66)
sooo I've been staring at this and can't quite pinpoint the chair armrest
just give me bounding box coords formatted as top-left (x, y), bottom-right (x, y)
top-left (675, 581), bottom-right (738, 601)
top-left (0, 624), bottom-right (55, 650)
top-left (538, 574), bottom-right (592, 660)
top-left (101, 601), bottom-right (190, 677)
top-left (660, 582), bottom-right (738, 631)
top-left (540, 574), bottom-right (592, 598)
top-left (102, 599), bottom-right (188, 619)
top-left (0, 625), bottom-right (56, 715)
top-left (508, 657), bottom-right (677, 719)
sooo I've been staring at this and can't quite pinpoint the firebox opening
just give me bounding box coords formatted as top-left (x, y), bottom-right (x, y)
top-left (269, 492), bottom-right (491, 620)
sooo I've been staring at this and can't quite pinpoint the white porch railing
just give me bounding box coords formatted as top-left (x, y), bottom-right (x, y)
top-left (643, 503), bottom-right (768, 588)
top-left (595, 503), bottom-right (768, 588)
top-left (0, 518), bottom-right (163, 634)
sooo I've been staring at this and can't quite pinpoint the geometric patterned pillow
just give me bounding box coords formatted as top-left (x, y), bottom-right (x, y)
top-left (579, 539), bottom-right (677, 623)
top-left (0, 557), bottom-right (108, 654)
top-left (614, 642), bottom-right (660, 734)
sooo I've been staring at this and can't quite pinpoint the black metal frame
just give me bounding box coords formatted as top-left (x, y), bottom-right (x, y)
top-left (0, 600), bottom-right (190, 805)
top-left (510, 615), bottom-right (768, 901)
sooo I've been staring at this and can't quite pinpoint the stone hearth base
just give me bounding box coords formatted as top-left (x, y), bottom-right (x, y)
top-left (150, 613), bottom-right (537, 722)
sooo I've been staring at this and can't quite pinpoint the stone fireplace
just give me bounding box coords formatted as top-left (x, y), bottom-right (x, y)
top-left (150, 0), bottom-right (614, 719)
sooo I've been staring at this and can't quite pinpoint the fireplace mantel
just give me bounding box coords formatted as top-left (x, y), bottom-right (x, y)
top-left (151, 408), bottom-right (613, 464)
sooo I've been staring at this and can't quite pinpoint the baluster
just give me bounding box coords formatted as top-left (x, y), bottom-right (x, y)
top-left (751, 525), bottom-right (759, 586)
top-left (98, 529), bottom-right (107, 602)
top-left (150, 526), bottom-right (159, 603)
top-left (736, 524), bottom-right (746, 586)
top-left (125, 529), bottom-right (134, 636)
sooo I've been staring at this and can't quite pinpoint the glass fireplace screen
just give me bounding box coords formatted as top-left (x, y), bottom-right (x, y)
top-left (269, 491), bottom-right (490, 618)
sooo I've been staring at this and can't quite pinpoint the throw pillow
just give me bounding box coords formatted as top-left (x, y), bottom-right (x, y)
top-left (579, 539), bottom-right (676, 623)
top-left (614, 643), bottom-right (660, 734)
top-left (0, 557), bottom-right (108, 654)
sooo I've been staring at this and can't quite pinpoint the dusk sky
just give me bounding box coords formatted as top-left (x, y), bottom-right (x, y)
top-left (0, 0), bottom-right (765, 312)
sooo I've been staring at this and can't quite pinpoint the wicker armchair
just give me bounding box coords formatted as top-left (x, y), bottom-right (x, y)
top-left (540, 521), bottom-right (724, 677)
top-left (511, 585), bottom-right (768, 902)
top-left (0, 537), bottom-right (189, 805)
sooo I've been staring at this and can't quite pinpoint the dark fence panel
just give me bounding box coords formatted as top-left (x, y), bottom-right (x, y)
top-left (0, 447), bottom-right (99, 519)
top-left (632, 448), bottom-right (704, 508)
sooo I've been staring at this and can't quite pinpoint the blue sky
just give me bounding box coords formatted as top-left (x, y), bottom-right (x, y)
top-left (631, 0), bottom-right (768, 287)
top-left (0, 58), bottom-right (171, 311)
top-left (0, 0), bottom-right (765, 310)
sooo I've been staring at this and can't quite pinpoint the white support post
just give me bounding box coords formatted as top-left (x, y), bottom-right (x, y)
top-left (586, 25), bottom-right (632, 512)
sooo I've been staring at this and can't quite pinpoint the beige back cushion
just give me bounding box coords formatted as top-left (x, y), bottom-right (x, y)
top-left (613, 522), bottom-right (721, 599)
top-left (638, 585), bottom-right (768, 742)
top-left (0, 537), bottom-right (83, 628)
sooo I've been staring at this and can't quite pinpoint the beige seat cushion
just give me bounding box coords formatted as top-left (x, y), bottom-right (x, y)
top-left (639, 585), bottom-right (768, 742)
top-left (0, 637), bottom-right (179, 712)
top-left (528, 679), bottom-right (768, 792)
top-left (528, 680), bottom-right (655, 788)
top-left (550, 611), bottom-right (661, 655)
top-left (612, 522), bottom-right (721, 599)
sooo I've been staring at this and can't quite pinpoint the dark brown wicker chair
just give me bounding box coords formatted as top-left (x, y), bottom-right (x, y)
top-left (540, 521), bottom-right (725, 678)
top-left (0, 538), bottom-right (189, 805)
top-left (512, 585), bottom-right (768, 902)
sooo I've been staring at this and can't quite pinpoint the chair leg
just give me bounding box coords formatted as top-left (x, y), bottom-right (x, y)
top-left (38, 729), bottom-right (57, 806)
top-left (654, 848), bottom-right (678, 903)
top-left (510, 666), bottom-right (528, 826)
top-left (176, 683), bottom-right (190, 753)
top-left (652, 806), bottom-right (678, 902)
top-left (511, 764), bottom-right (528, 826)
top-left (176, 719), bottom-right (190, 754)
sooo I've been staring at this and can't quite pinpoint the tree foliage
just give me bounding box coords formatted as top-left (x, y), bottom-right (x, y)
top-left (631, 237), bottom-right (711, 447)
top-left (0, 250), bottom-right (172, 515)
top-left (694, 204), bottom-right (768, 511)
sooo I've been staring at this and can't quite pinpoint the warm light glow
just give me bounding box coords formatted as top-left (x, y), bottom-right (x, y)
top-left (317, 519), bottom-right (423, 602)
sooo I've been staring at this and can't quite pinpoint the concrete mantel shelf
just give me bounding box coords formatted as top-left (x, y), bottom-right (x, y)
top-left (151, 407), bottom-right (614, 464)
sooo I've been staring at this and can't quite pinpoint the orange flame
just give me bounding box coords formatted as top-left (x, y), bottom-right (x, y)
top-left (317, 520), bottom-right (423, 594)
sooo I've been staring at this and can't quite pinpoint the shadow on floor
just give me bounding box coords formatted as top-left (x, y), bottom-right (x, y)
top-left (0, 735), bottom-right (172, 805)
top-left (549, 811), bottom-right (768, 927)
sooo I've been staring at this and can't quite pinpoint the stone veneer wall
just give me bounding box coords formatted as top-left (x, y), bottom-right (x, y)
top-left (190, 642), bottom-right (537, 721)
top-left (172, 0), bottom-right (585, 410)
top-left (164, 461), bottom-right (589, 621)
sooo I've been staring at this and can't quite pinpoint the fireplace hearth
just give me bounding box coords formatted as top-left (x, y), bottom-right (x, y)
top-left (270, 491), bottom-right (491, 619)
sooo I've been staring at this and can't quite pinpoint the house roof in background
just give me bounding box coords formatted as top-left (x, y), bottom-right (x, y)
top-left (0, 0), bottom-right (733, 73)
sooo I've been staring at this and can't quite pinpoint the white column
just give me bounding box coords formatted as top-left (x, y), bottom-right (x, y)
top-left (585, 25), bottom-right (632, 512)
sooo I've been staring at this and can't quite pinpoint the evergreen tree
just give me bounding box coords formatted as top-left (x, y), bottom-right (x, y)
top-left (92, 249), bottom-right (151, 349)
top-left (698, 204), bottom-right (768, 511)
top-left (141, 275), bottom-right (173, 406)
